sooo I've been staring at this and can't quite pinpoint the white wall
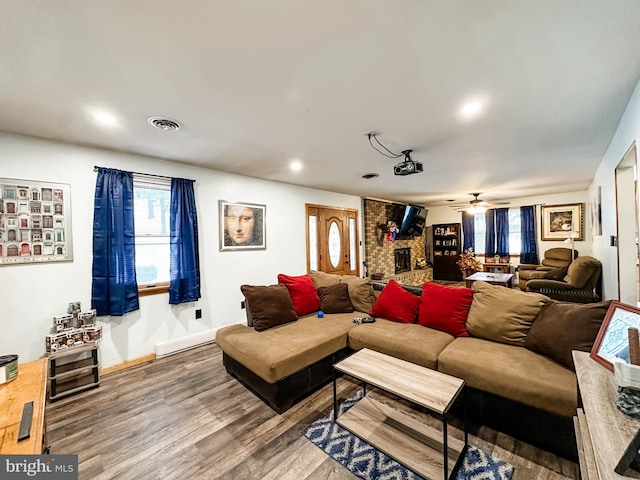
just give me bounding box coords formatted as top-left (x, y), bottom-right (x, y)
top-left (0, 132), bottom-right (361, 367)
top-left (590, 77), bottom-right (640, 301)
top-left (426, 190), bottom-right (591, 259)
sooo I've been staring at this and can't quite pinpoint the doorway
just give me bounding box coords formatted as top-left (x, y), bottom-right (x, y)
top-left (306, 204), bottom-right (359, 276)
top-left (615, 142), bottom-right (638, 304)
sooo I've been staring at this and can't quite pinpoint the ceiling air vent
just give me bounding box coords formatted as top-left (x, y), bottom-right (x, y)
top-left (147, 117), bottom-right (182, 131)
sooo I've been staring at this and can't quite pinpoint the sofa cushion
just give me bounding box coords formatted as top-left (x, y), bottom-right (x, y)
top-left (215, 313), bottom-right (357, 383)
top-left (466, 281), bottom-right (549, 346)
top-left (348, 318), bottom-right (455, 370)
top-left (370, 279), bottom-right (420, 323)
top-left (317, 283), bottom-right (354, 314)
top-left (278, 273), bottom-right (321, 316)
top-left (525, 300), bottom-right (611, 370)
top-left (437, 337), bottom-right (577, 417)
top-left (418, 282), bottom-right (473, 337)
top-left (310, 270), bottom-right (342, 288)
top-left (340, 275), bottom-right (375, 313)
top-left (240, 284), bottom-right (298, 332)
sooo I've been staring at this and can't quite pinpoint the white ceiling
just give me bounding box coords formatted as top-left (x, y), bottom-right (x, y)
top-left (2, 1), bottom-right (640, 206)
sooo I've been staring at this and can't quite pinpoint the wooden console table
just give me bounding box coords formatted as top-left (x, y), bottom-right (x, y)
top-left (482, 263), bottom-right (511, 273)
top-left (573, 351), bottom-right (640, 479)
top-left (0, 358), bottom-right (47, 454)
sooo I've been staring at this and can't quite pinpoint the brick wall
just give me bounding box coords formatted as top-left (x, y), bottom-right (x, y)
top-left (363, 198), bottom-right (432, 285)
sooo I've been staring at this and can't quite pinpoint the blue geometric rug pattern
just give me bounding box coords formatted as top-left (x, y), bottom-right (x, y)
top-left (304, 391), bottom-right (514, 480)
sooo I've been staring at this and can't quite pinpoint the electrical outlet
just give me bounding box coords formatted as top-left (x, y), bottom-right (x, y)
top-left (195, 309), bottom-right (202, 319)
top-left (241, 301), bottom-right (246, 309)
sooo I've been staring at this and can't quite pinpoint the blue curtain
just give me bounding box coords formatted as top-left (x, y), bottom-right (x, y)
top-left (462, 212), bottom-right (475, 251)
top-left (495, 207), bottom-right (510, 256)
top-left (520, 205), bottom-right (539, 264)
top-left (484, 209), bottom-right (496, 257)
top-left (169, 178), bottom-right (201, 304)
top-left (91, 168), bottom-right (139, 316)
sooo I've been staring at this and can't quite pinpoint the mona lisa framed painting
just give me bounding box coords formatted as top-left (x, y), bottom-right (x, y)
top-left (219, 200), bottom-right (266, 251)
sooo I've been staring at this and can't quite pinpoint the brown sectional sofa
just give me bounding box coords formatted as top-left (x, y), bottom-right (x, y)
top-left (216, 278), bottom-right (581, 459)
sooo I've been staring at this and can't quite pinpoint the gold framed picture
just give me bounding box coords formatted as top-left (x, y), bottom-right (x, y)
top-left (541, 203), bottom-right (584, 241)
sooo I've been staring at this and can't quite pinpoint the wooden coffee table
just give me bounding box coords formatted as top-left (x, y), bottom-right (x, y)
top-left (465, 271), bottom-right (513, 288)
top-left (333, 348), bottom-right (468, 480)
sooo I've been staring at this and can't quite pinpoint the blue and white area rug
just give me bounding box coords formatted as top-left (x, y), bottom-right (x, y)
top-left (304, 391), bottom-right (514, 480)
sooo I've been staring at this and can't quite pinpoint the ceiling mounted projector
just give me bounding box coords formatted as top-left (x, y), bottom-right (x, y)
top-left (394, 150), bottom-right (423, 176)
top-left (366, 134), bottom-right (424, 177)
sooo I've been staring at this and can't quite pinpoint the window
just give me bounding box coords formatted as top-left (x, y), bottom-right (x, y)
top-left (133, 178), bottom-right (171, 293)
top-left (473, 210), bottom-right (521, 255)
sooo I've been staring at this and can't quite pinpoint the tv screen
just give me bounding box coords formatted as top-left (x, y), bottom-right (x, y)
top-left (398, 205), bottom-right (428, 237)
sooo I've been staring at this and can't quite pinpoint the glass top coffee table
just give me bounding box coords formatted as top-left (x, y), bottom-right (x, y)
top-left (465, 271), bottom-right (513, 288)
top-left (333, 348), bottom-right (468, 480)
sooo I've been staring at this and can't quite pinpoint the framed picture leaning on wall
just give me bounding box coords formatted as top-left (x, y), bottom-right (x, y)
top-left (219, 200), bottom-right (266, 251)
top-left (541, 203), bottom-right (584, 241)
top-left (591, 300), bottom-right (640, 371)
top-left (0, 177), bottom-right (73, 265)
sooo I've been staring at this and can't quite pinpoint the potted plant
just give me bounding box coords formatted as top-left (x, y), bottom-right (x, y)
top-left (457, 247), bottom-right (482, 277)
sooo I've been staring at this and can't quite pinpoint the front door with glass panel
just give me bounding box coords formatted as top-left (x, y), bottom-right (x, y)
top-left (306, 205), bottom-right (358, 276)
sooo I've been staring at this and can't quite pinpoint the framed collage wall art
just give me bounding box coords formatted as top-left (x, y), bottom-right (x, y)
top-left (0, 178), bottom-right (73, 265)
top-left (219, 200), bottom-right (266, 251)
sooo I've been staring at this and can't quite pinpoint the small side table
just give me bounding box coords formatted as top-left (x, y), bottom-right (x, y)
top-left (48, 344), bottom-right (100, 401)
top-left (482, 263), bottom-right (511, 274)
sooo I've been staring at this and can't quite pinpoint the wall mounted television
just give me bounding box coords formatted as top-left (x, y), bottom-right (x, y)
top-left (390, 203), bottom-right (428, 238)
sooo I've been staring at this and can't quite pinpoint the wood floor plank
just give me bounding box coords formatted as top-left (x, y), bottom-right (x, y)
top-left (305, 457), bottom-right (359, 480)
top-left (46, 344), bottom-right (577, 479)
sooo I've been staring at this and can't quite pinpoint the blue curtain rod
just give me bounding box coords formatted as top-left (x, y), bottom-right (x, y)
top-left (93, 165), bottom-right (195, 183)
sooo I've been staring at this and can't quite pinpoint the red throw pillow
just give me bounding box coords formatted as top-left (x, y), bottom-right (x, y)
top-left (277, 273), bottom-right (321, 316)
top-left (418, 282), bottom-right (473, 337)
top-left (370, 280), bottom-right (420, 324)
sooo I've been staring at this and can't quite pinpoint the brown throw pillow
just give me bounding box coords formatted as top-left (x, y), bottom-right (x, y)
top-left (466, 281), bottom-right (549, 346)
top-left (525, 300), bottom-right (612, 370)
top-left (317, 283), bottom-right (354, 314)
top-left (240, 284), bottom-right (298, 332)
top-left (340, 275), bottom-right (375, 313)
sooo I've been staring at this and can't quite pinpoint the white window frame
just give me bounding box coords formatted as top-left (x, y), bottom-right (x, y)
top-left (133, 176), bottom-right (171, 295)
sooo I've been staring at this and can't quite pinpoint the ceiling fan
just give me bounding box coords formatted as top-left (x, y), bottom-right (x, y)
top-left (451, 193), bottom-right (510, 213)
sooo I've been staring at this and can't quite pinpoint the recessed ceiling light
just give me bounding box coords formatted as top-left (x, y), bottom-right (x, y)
top-left (458, 98), bottom-right (488, 121)
top-left (290, 160), bottom-right (303, 172)
top-left (362, 173), bottom-right (379, 179)
top-left (93, 111), bottom-right (118, 128)
top-left (460, 101), bottom-right (482, 118)
top-left (148, 117), bottom-right (182, 131)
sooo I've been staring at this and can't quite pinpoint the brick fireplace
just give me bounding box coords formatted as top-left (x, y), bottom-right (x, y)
top-left (363, 198), bottom-right (432, 285)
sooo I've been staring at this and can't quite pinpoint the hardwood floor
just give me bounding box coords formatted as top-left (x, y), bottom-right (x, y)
top-left (46, 344), bottom-right (578, 479)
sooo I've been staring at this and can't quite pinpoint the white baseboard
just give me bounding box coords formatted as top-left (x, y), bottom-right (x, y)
top-left (155, 329), bottom-right (217, 357)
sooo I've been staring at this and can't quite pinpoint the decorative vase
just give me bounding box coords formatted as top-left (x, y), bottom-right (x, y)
top-left (465, 268), bottom-right (475, 277)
